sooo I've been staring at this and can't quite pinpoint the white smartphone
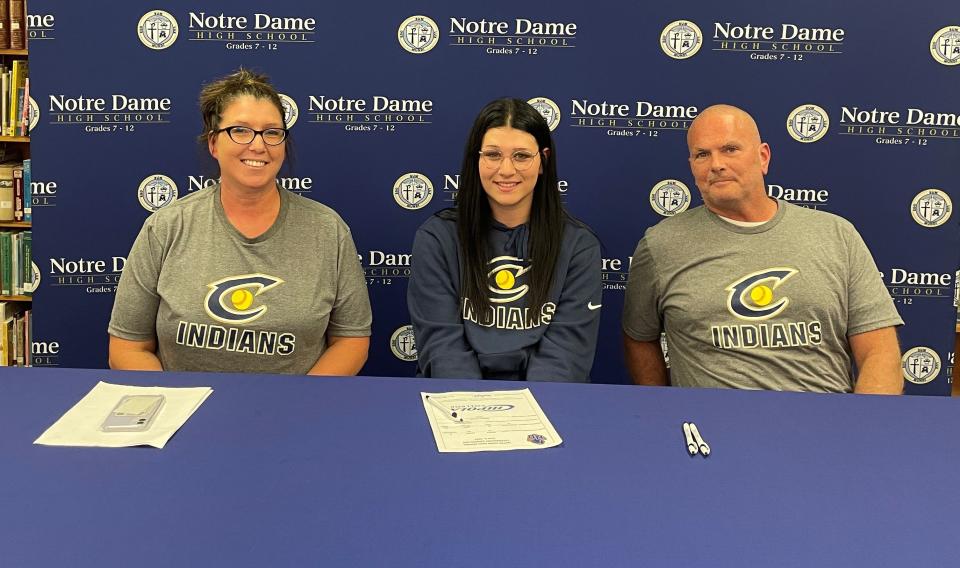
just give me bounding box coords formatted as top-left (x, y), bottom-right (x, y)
top-left (100, 394), bottom-right (165, 432)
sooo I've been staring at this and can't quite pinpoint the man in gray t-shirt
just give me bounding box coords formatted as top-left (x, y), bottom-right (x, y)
top-left (622, 105), bottom-right (903, 394)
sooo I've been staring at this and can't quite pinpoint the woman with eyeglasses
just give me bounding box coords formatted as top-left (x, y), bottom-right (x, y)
top-left (108, 69), bottom-right (371, 375)
top-left (408, 98), bottom-right (602, 381)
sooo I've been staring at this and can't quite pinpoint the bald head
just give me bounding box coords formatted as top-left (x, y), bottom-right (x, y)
top-left (685, 104), bottom-right (774, 221)
top-left (687, 104), bottom-right (762, 150)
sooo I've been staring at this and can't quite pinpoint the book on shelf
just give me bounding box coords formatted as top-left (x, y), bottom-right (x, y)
top-left (19, 76), bottom-right (27, 135)
top-left (9, 59), bottom-right (26, 136)
top-left (22, 157), bottom-right (28, 221)
top-left (0, 230), bottom-right (10, 295)
top-left (0, 1), bottom-right (8, 50)
top-left (0, 302), bottom-right (29, 366)
top-left (12, 162), bottom-right (21, 221)
top-left (21, 228), bottom-right (29, 293)
top-left (0, 159), bottom-right (28, 221)
top-left (8, 61), bottom-right (20, 136)
top-left (9, 0), bottom-right (24, 50)
top-left (1, 70), bottom-right (7, 137)
top-left (10, 230), bottom-right (17, 294)
top-left (0, 228), bottom-right (28, 296)
top-left (14, 84), bottom-right (22, 136)
top-left (0, 60), bottom-right (29, 137)
top-left (0, 161), bottom-right (13, 221)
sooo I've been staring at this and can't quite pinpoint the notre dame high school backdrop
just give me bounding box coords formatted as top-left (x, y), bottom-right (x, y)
top-left (28, 1), bottom-right (960, 393)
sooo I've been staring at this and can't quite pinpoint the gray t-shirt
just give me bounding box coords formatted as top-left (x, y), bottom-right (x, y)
top-left (109, 185), bottom-right (372, 374)
top-left (623, 200), bottom-right (903, 393)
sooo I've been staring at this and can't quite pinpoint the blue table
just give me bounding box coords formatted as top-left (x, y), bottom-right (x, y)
top-left (2, 367), bottom-right (958, 567)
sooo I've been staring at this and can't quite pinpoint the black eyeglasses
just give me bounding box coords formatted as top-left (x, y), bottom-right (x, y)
top-left (214, 125), bottom-right (288, 146)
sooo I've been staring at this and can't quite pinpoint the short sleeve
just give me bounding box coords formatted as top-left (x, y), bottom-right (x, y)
top-left (843, 223), bottom-right (903, 336)
top-left (327, 222), bottom-right (372, 337)
top-left (622, 234), bottom-right (663, 342)
top-left (108, 219), bottom-right (164, 341)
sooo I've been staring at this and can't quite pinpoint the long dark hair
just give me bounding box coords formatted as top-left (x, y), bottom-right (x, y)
top-left (457, 98), bottom-right (565, 324)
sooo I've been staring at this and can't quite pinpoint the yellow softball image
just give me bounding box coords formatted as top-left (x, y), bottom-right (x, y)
top-left (495, 269), bottom-right (515, 290)
top-left (231, 289), bottom-right (255, 310)
top-left (749, 285), bottom-right (773, 307)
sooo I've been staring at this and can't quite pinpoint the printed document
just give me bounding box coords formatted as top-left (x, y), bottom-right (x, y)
top-left (421, 388), bottom-right (562, 453)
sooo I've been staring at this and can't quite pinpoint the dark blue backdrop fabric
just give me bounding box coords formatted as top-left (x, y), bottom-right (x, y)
top-left (29, 1), bottom-right (960, 393)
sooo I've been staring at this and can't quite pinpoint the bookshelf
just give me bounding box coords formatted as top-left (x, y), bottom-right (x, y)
top-left (0, 1), bottom-right (30, 366)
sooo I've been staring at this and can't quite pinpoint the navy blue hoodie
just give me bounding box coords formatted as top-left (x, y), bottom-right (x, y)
top-left (408, 209), bottom-right (602, 381)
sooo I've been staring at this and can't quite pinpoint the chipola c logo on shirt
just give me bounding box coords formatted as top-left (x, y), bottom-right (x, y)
top-left (204, 274), bottom-right (284, 324)
top-left (487, 256), bottom-right (531, 303)
top-left (713, 267), bottom-right (822, 351)
top-left (725, 268), bottom-right (798, 321)
top-left (461, 256), bottom-right (556, 330)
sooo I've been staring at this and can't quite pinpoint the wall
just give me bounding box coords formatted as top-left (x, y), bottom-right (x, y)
top-left (29, 1), bottom-right (960, 392)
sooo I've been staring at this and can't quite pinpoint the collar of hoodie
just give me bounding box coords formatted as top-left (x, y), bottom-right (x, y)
top-left (491, 219), bottom-right (529, 259)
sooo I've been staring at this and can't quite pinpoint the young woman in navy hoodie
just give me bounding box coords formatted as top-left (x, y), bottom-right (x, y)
top-left (408, 98), bottom-right (602, 381)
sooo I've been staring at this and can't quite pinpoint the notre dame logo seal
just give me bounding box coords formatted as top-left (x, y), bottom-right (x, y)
top-left (390, 325), bottom-right (418, 361)
top-left (901, 346), bottom-right (941, 385)
top-left (527, 97), bottom-right (562, 132)
top-left (398, 15), bottom-right (439, 54)
top-left (138, 174), bottom-right (178, 212)
top-left (649, 179), bottom-right (691, 217)
top-left (930, 26), bottom-right (960, 66)
top-left (138, 10), bottom-right (179, 50)
top-left (393, 173), bottom-right (434, 210)
top-left (787, 105), bottom-right (829, 143)
top-left (278, 94), bottom-right (299, 128)
top-left (910, 189), bottom-right (952, 228)
top-left (660, 20), bottom-right (703, 59)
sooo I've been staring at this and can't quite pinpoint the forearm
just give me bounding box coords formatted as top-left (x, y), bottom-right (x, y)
top-left (624, 334), bottom-right (668, 386)
top-left (526, 321), bottom-right (599, 382)
top-left (850, 327), bottom-right (902, 395)
top-left (853, 353), bottom-right (903, 394)
top-left (308, 336), bottom-right (369, 376)
top-left (108, 337), bottom-right (163, 371)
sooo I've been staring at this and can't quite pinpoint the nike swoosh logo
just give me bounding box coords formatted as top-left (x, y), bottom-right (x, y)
top-left (588, 302), bottom-right (602, 310)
